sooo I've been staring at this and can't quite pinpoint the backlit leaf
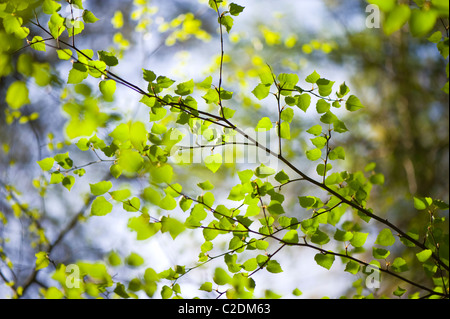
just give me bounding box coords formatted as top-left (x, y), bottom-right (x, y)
top-left (314, 253), bottom-right (335, 270)
top-left (91, 196), bottom-right (113, 216)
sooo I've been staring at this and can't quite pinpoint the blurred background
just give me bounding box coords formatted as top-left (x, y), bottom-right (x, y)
top-left (0, 0), bottom-right (448, 298)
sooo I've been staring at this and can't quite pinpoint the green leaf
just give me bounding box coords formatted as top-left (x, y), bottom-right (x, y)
top-left (413, 196), bottom-right (433, 210)
top-left (199, 282), bottom-right (213, 292)
top-left (161, 217), bottom-right (186, 240)
top-left (43, 0), bottom-right (61, 14)
top-left (197, 180), bottom-right (214, 191)
top-left (316, 78), bottom-right (335, 96)
top-left (68, 62), bottom-right (88, 84)
top-left (372, 247), bottom-right (390, 259)
top-left (275, 170), bottom-right (290, 184)
top-left (56, 49), bottom-right (72, 60)
top-left (329, 146), bottom-right (345, 160)
top-left (108, 251), bottom-right (122, 267)
top-left (278, 73), bottom-right (299, 92)
top-left (118, 150), bottom-right (144, 173)
top-left (345, 95), bottom-right (365, 112)
top-left (296, 94), bottom-right (311, 112)
top-left (229, 3), bottom-right (245, 16)
top-left (159, 195), bottom-right (177, 211)
top-left (305, 70), bottom-right (320, 84)
top-left (175, 79), bottom-right (194, 96)
top-left (30, 36), bottom-right (46, 51)
top-left (90, 181), bottom-right (113, 196)
top-left (62, 176), bottom-right (75, 191)
top-left (310, 136), bottom-right (328, 149)
top-left (98, 50), bottom-right (119, 67)
top-left (375, 228), bottom-right (396, 246)
top-left (48, 13), bottom-right (65, 38)
top-left (179, 196), bottom-right (193, 212)
top-left (320, 111), bottom-right (338, 125)
top-left (54, 152), bottom-right (73, 169)
top-left (128, 215), bottom-right (161, 240)
top-left (205, 153), bottom-right (223, 173)
top-left (50, 172), bottom-right (64, 184)
top-left (314, 253), bottom-right (335, 270)
top-left (268, 201), bottom-right (285, 215)
top-left (266, 260), bottom-right (283, 273)
top-left (391, 257), bottom-right (409, 273)
top-left (37, 158), bottom-right (55, 171)
top-left (255, 117), bottom-right (273, 131)
top-left (237, 169), bottom-right (253, 183)
top-left (91, 196), bottom-right (113, 216)
top-left (252, 83), bottom-right (271, 100)
top-left (6, 81), bottom-right (30, 109)
top-left (311, 229), bottom-right (330, 245)
top-left (416, 249), bottom-right (432, 263)
top-left (344, 260), bottom-right (360, 275)
top-left (130, 121), bottom-right (148, 151)
top-left (213, 267), bottom-right (232, 285)
top-left (337, 82), bottom-right (350, 98)
top-left (110, 164), bottom-right (122, 179)
top-left (114, 282), bottom-right (130, 298)
top-left (242, 258), bottom-right (258, 272)
top-left (219, 15), bottom-right (234, 33)
top-left (350, 232), bottom-right (368, 248)
top-left (334, 229), bottom-right (353, 242)
top-left (83, 9), bottom-right (100, 23)
top-left (393, 286), bottom-right (407, 297)
top-left (99, 80), bottom-right (116, 102)
top-left (279, 122), bottom-right (291, 140)
top-left (123, 197), bottom-right (141, 212)
top-left (202, 88), bottom-right (219, 104)
top-left (384, 5), bottom-right (411, 35)
top-left (281, 108), bottom-right (294, 123)
top-left (306, 148), bottom-right (322, 161)
top-left (367, 0), bottom-right (396, 12)
top-left (316, 99), bottom-right (331, 113)
top-left (282, 230), bottom-right (299, 244)
top-left (110, 189), bottom-right (131, 202)
top-left (292, 288), bottom-right (303, 297)
top-left (409, 9), bottom-right (437, 37)
top-left (306, 124), bottom-right (323, 136)
top-left (35, 252), bottom-right (50, 270)
top-left (255, 164), bottom-right (276, 178)
top-left (126, 252), bottom-right (144, 267)
top-left (370, 173), bottom-right (385, 185)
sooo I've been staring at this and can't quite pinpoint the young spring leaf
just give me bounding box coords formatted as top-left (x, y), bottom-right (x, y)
top-left (345, 95), bottom-right (365, 112)
top-left (35, 252), bottom-right (50, 270)
top-left (350, 232), bottom-right (368, 248)
top-left (296, 94), bottom-right (311, 112)
top-left (306, 148), bottom-right (322, 161)
top-left (98, 50), bottom-right (119, 67)
top-left (314, 253), bottom-right (335, 270)
top-left (255, 117), bottom-right (273, 131)
top-left (229, 3), bottom-right (245, 16)
top-left (83, 10), bottom-right (100, 23)
top-left (37, 158), bottom-right (55, 171)
top-left (91, 196), bottom-right (113, 216)
top-left (6, 81), bottom-right (30, 109)
top-left (219, 15), bottom-right (234, 33)
top-left (305, 70), bottom-right (320, 84)
top-left (252, 83), bottom-right (271, 100)
top-left (316, 78), bottom-right (335, 97)
top-left (282, 230), bottom-right (299, 244)
top-left (416, 249), bottom-right (432, 263)
top-left (205, 153), bottom-right (223, 173)
top-left (266, 260), bottom-right (283, 273)
top-left (375, 228), bottom-right (396, 246)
